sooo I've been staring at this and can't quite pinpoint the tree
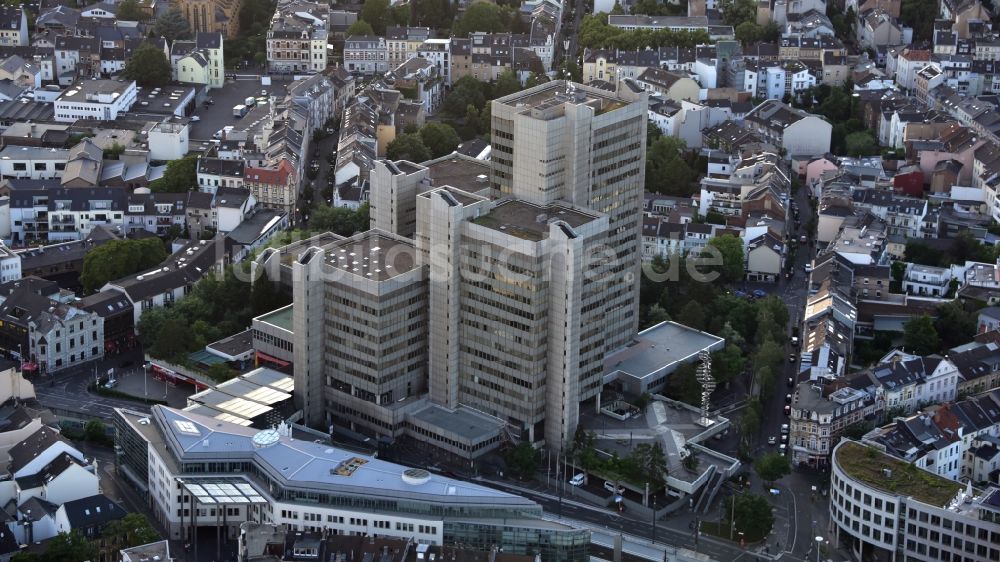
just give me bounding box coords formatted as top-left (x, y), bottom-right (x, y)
top-left (493, 69), bottom-right (522, 98)
top-left (345, 19), bottom-right (375, 36)
top-left (707, 235), bottom-right (745, 284)
top-left (123, 43), bottom-right (172, 88)
top-left (206, 362), bottom-right (238, 382)
top-left (101, 513), bottom-right (159, 552)
top-left (628, 442), bottom-right (668, 487)
top-left (678, 300), bottom-right (706, 330)
top-left (80, 238), bottom-right (168, 294)
top-left (84, 419), bottom-right (106, 441)
top-left (891, 260), bottom-right (906, 291)
top-left (116, 0), bottom-right (146, 21)
top-left (753, 339), bottom-right (783, 376)
top-left (360, 0), bottom-right (390, 35)
top-left (665, 362), bottom-right (701, 405)
top-left (310, 203), bottom-right (370, 237)
top-left (935, 301), bottom-right (976, 349)
top-left (389, 3), bottom-right (410, 26)
top-left (645, 135), bottom-right (698, 196)
top-left (731, 494), bottom-right (775, 541)
top-left (444, 75), bottom-right (489, 116)
top-left (643, 303), bottom-right (670, 328)
top-left (754, 452), bottom-right (791, 484)
top-left (386, 132), bottom-right (432, 162)
top-left (734, 21), bottom-right (761, 44)
top-left (419, 122), bottom-right (461, 158)
top-left (525, 72), bottom-right (547, 88)
top-left (738, 403), bottom-right (761, 445)
top-left (150, 154), bottom-right (198, 192)
top-left (44, 531), bottom-right (97, 562)
top-left (504, 442), bottom-right (539, 480)
top-left (712, 345), bottom-right (745, 384)
top-left (903, 314), bottom-right (941, 355)
top-left (900, 0), bottom-right (936, 41)
top-left (152, 7), bottom-right (191, 41)
top-left (453, 2), bottom-right (511, 36)
top-left (411, 0), bottom-right (452, 29)
top-left (845, 131), bottom-right (878, 156)
top-left (719, 0), bottom-right (758, 26)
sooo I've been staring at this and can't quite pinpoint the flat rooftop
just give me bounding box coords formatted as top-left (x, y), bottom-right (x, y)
top-left (323, 231), bottom-right (417, 281)
top-left (604, 321), bottom-right (725, 379)
top-left (835, 441), bottom-right (962, 507)
top-left (256, 304), bottom-right (293, 332)
top-left (471, 199), bottom-right (599, 242)
top-left (425, 155), bottom-right (492, 195)
top-left (408, 404), bottom-right (504, 442)
top-left (495, 81), bottom-right (628, 119)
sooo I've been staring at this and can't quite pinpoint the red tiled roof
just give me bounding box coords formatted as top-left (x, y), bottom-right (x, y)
top-left (245, 158), bottom-right (295, 185)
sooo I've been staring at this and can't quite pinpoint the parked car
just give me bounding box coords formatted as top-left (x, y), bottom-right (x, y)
top-left (803, 263), bottom-right (813, 273)
top-left (785, 393), bottom-right (792, 403)
top-left (603, 481), bottom-right (625, 494)
top-left (767, 436), bottom-right (777, 445)
top-left (787, 376), bottom-right (794, 387)
top-left (104, 379), bottom-right (118, 389)
top-left (752, 289), bottom-right (767, 299)
top-left (190, 115), bottom-right (200, 122)
top-left (779, 444), bottom-right (787, 454)
top-left (569, 473), bottom-right (585, 486)
top-left (790, 336), bottom-right (799, 347)
top-left (780, 434), bottom-right (788, 444)
top-left (780, 424), bottom-right (789, 434)
top-left (783, 404), bottom-right (791, 415)
top-left (788, 353), bottom-right (796, 363)
top-left (733, 290), bottom-right (748, 298)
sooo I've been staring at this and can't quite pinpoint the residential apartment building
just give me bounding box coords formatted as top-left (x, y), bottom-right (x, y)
top-left (243, 159), bottom-right (297, 219)
top-left (0, 277), bottom-right (104, 373)
top-left (266, 0), bottom-right (328, 74)
top-left (743, 60), bottom-right (817, 100)
top-left (171, 32), bottom-right (225, 89)
top-left (386, 27), bottom-right (431, 67)
top-left (744, 99), bottom-right (832, 158)
top-left (0, 7), bottom-right (27, 47)
top-left (344, 36), bottom-right (388, 75)
top-left (789, 380), bottom-right (875, 467)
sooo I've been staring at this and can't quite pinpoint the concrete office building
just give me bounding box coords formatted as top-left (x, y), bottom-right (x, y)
top-left (489, 81), bottom-right (647, 356)
top-left (292, 230), bottom-right (428, 431)
top-left (419, 191), bottom-right (612, 447)
top-left (285, 82), bottom-right (648, 451)
top-left (114, 406), bottom-right (589, 562)
top-left (830, 440), bottom-right (1000, 562)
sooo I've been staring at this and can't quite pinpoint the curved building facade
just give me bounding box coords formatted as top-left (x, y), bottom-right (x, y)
top-left (830, 440), bottom-right (1000, 562)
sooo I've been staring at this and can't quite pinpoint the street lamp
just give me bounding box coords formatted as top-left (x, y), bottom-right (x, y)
top-left (815, 535), bottom-right (824, 562)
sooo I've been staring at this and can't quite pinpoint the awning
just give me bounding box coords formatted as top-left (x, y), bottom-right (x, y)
top-left (255, 351), bottom-right (289, 368)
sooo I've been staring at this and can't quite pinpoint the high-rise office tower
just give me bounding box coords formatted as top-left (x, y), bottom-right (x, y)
top-left (292, 230), bottom-right (428, 428)
top-left (489, 82), bottom-right (647, 355)
top-left (289, 81), bottom-right (646, 450)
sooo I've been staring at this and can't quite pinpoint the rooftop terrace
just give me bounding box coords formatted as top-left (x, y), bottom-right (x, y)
top-left (835, 441), bottom-right (962, 507)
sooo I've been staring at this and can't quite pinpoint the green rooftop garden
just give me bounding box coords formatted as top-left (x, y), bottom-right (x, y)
top-left (836, 441), bottom-right (963, 507)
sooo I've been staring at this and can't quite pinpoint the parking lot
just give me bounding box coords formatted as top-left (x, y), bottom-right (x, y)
top-left (188, 78), bottom-right (295, 142)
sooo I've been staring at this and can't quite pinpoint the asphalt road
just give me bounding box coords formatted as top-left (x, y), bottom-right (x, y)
top-left (33, 348), bottom-right (154, 420)
top-left (479, 478), bottom-right (751, 562)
